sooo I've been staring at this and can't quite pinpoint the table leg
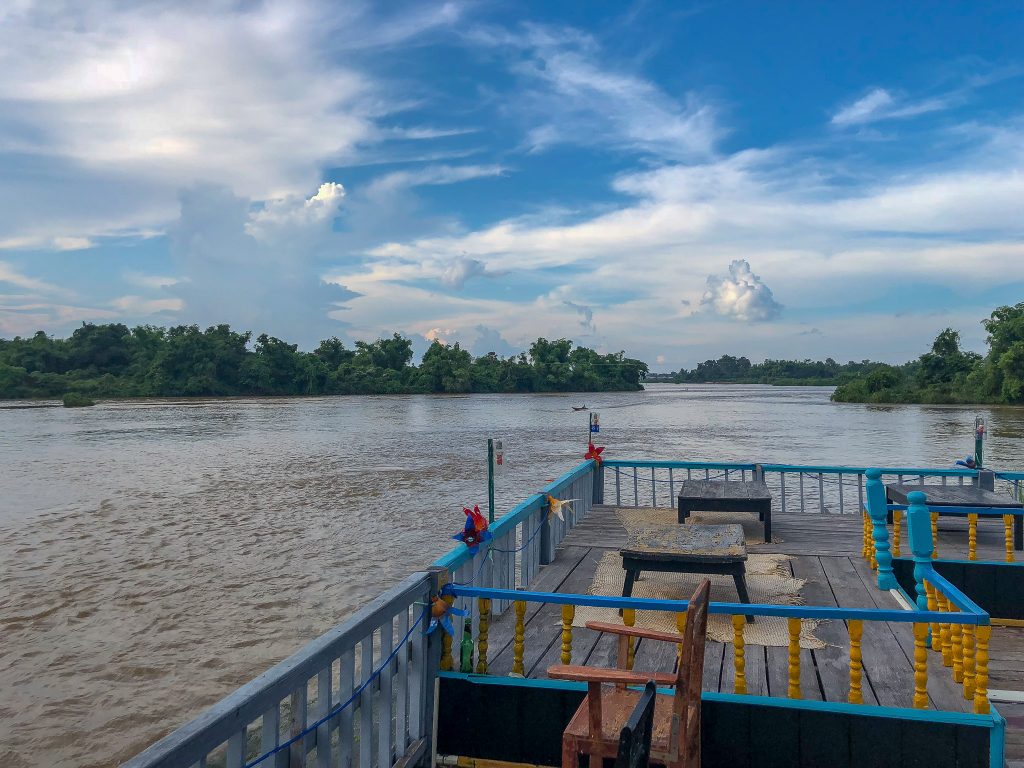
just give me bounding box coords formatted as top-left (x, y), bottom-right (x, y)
top-left (1015, 515), bottom-right (1023, 552)
top-left (623, 568), bottom-right (638, 599)
top-left (677, 500), bottom-right (690, 524)
top-left (732, 568), bottom-right (755, 623)
top-left (763, 503), bottom-right (772, 543)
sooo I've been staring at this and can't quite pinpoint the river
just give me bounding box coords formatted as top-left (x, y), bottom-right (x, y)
top-left (2, 385), bottom-right (1023, 767)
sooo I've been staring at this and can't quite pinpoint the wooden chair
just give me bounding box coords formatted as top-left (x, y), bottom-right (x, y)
top-left (615, 681), bottom-right (657, 768)
top-left (547, 579), bottom-right (711, 768)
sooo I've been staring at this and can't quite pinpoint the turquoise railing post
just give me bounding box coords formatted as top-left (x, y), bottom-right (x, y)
top-left (865, 468), bottom-right (897, 590)
top-left (906, 490), bottom-right (936, 646)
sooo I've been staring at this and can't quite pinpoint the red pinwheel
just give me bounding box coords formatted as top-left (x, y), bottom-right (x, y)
top-left (585, 442), bottom-right (605, 465)
top-left (453, 505), bottom-right (492, 554)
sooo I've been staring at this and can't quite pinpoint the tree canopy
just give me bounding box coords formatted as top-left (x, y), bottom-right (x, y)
top-left (832, 302), bottom-right (1024, 404)
top-left (0, 324), bottom-right (648, 399)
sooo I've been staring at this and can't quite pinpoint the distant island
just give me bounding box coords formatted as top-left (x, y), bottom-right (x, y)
top-left (832, 302), bottom-right (1024, 405)
top-left (648, 356), bottom-right (887, 387)
top-left (0, 324), bottom-right (648, 399)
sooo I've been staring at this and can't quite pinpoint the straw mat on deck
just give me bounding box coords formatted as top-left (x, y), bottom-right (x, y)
top-left (573, 550), bottom-right (824, 649)
top-left (615, 507), bottom-right (782, 545)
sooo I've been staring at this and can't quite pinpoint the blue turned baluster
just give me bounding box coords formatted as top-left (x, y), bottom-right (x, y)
top-left (906, 490), bottom-right (936, 646)
top-left (865, 468), bottom-right (897, 590)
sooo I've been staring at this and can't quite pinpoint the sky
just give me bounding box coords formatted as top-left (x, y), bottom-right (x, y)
top-left (0, 1), bottom-right (1022, 371)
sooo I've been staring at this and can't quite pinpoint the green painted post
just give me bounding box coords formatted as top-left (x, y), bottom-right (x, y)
top-left (487, 438), bottom-right (495, 523)
top-left (865, 468), bottom-right (896, 590)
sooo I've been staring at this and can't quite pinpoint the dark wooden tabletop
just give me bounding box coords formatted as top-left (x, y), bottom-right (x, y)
top-left (678, 479), bottom-right (771, 501)
top-left (620, 524), bottom-right (747, 563)
top-left (885, 483), bottom-right (1022, 508)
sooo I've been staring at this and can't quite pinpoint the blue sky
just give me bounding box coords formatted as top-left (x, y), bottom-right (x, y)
top-left (0, 1), bottom-right (1022, 370)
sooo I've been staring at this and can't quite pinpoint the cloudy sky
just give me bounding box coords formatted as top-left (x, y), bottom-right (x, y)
top-left (1, 1), bottom-right (1021, 370)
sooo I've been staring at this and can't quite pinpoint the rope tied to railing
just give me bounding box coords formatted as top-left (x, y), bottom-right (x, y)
top-left (240, 608), bottom-right (427, 768)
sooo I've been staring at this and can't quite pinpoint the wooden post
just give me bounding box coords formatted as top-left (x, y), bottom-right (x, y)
top-left (732, 615), bottom-right (747, 695)
top-left (865, 469), bottom-right (896, 589)
top-left (1004, 515), bottom-right (1015, 563)
top-left (487, 439), bottom-right (495, 523)
top-left (950, 606), bottom-right (963, 684)
top-left (540, 508), bottom-right (553, 565)
top-left (476, 598), bottom-right (491, 674)
top-left (787, 618), bottom-right (801, 699)
top-left (938, 592), bottom-right (953, 667)
top-left (913, 622), bottom-right (929, 709)
top-left (848, 619), bottom-right (863, 704)
top-left (624, 609), bottom-right (637, 670)
top-left (593, 461), bottom-right (604, 505)
top-left (967, 513), bottom-right (978, 561)
top-left (862, 511), bottom-right (871, 562)
top-left (512, 600), bottom-right (526, 677)
top-left (962, 624), bottom-right (976, 700)
top-left (676, 611), bottom-right (687, 669)
top-left (974, 625), bottom-right (991, 714)
top-left (925, 580), bottom-right (940, 652)
top-left (439, 593), bottom-right (455, 671)
top-left (892, 509), bottom-right (902, 557)
top-left (561, 604), bottom-right (575, 665)
top-left (931, 512), bottom-right (939, 558)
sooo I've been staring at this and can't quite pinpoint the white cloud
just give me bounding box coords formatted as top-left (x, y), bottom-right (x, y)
top-left (831, 87), bottom-right (949, 126)
top-left (366, 164), bottom-right (506, 197)
top-left (109, 295), bottom-right (184, 315)
top-left (701, 260), bottom-right (782, 322)
top-left (440, 256), bottom-right (497, 289)
top-left (656, 355), bottom-right (666, 365)
top-left (0, 0), bottom-right (463, 247)
top-left (122, 272), bottom-right (184, 290)
top-left (0, 260), bottom-right (61, 293)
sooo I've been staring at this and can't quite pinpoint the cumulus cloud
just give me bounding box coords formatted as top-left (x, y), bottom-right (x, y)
top-left (701, 260), bottom-right (782, 322)
top-left (563, 300), bottom-right (596, 333)
top-left (471, 325), bottom-right (519, 357)
top-left (109, 295), bottom-right (184, 315)
top-left (440, 256), bottom-right (499, 289)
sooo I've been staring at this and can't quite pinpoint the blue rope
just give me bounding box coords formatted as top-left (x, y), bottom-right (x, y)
top-left (241, 608), bottom-right (427, 768)
top-left (491, 522), bottom-right (544, 554)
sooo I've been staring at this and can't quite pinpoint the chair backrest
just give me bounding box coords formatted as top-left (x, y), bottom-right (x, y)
top-left (614, 681), bottom-right (657, 768)
top-left (671, 578), bottom-right (711, 766)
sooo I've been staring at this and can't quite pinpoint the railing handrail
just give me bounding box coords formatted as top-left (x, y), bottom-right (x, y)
top-left (887, 504), bottom-right (1023, 515)
top-left (432, 460), bottom-right (595, 571)
top-left (122, 571), bottom-right (433, 768)
top-left (926, 569), bottom-right (988, 616)
top-left (605, 458), bottom-right (983, 477)
top-left (603, 459), bottom-right (756, 471)
top-left (444, 585), bottom-right (990, 625)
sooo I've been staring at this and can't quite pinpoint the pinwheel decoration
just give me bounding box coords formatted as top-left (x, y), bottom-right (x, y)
top-left (585, 442), bottom-right (605, 465)
top-left (955, 455), bottom-right (977, 469)
top-left (546, 494), bottom-right (579, 521)
top-left (453, 505), bottom-right (492, 553)
top-left (428, 595), bottom-right (467, 636)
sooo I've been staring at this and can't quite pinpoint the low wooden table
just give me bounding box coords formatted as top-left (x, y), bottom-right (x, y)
top-left (677, 479), bottom-right (772, 543)
top-left (620, 524), bottom-right (754, 621)
top-left (886, 484), bottom-right (1024, 550)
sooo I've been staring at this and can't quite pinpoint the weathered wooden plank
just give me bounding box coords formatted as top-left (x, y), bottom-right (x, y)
top-left (377, 617), bottom-right (394, 768)
top-left (338, 649), bottom-right (354, 768)
top-left (358, 635), bottom-right (373, 768)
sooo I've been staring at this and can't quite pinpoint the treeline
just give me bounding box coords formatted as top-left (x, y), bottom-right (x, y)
top-left (658, 355), bottom-right (888, 386)
top-left (0, 324), bottom-right (648, 399)
top-left (832, 302), bottom-right (1024, 405)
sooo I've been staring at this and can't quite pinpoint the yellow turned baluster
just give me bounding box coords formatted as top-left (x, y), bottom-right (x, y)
top-left (968, 513), bottom-right (978, 561)
top-left (931, 512), bottom-right (939, 558)
top-left (862, 512), bottom-right (871, 562)
top-left (787, 618), bottom-right (801, 699)
top-left (913, 622), bottom-right (929, 709)
top-left (892, 509), bottom-right (902, 557)
top-left (623, 609), bottom-right (636, 670)
top-left (476, 598), bottom-right (491, 674)
top-left (848, 619), bottom-right (864, 704)
top-left (1005, 515), bottom-right (1015, 563)
top-left (938, 593), bottom-right (953, 667)
top-left (962, 624), bottom-right (976, 700)
top-left (950, 605), bottom-right (963, 684)
top-left (974, 625), bottom-right (991, 714)
top-left (511, 600), bottom-right (526, 677)
top-left (676, 611), bottom-right (687, 668)
top-left (439, 594), bottom-right (455, 671)
top-left (925, 580), bottom-right (940, 653)
top-left (560, 604), bottom-right (574, 665)
top-left (732, 615), bottom-right (747, 694)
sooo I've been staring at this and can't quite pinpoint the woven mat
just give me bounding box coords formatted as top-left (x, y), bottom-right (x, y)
top-left (573, 550), bottom-right (825, 649)
top-left (615, 507), bottom-right (783, 545)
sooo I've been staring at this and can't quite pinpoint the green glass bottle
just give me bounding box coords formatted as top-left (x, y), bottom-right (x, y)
top-left (459, 619), bottom-right (474, 673)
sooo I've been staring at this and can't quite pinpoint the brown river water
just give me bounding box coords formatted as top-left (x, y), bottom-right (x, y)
top-left (2, 384), bottom-right (1023, 767)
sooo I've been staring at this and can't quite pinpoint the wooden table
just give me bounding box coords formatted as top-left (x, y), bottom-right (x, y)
top-left (677, 479), bottom-right (772, 543)
top-left (619, 524), bottom-right (754, 621)
top-left (886, 484), bottom-right (1024, 550)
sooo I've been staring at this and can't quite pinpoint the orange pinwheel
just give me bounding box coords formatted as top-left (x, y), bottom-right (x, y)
top-left (584, 442), bottom-right (605, 465)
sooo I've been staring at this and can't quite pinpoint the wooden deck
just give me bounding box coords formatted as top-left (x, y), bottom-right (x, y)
top-left (478, 506), bottom-right (1022, 764)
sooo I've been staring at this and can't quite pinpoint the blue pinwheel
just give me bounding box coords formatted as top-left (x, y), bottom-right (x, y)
top-left (428, 595), bottom-right (468, 636)
top-left (452, 505), bottom-right (492, 554)
top-left (955, 455), bottom-right (977, 469)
